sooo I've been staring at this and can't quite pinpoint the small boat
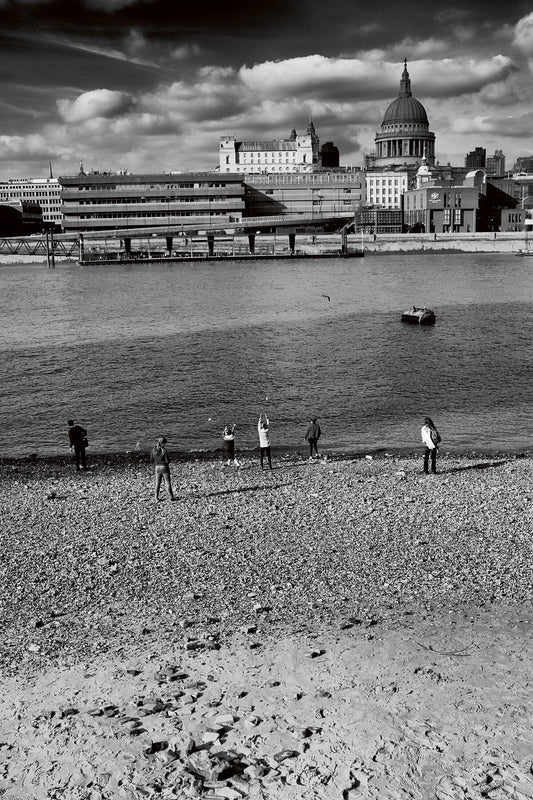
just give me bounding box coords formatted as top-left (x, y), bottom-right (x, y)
top-left (401, 305), bottom-right (436, 325)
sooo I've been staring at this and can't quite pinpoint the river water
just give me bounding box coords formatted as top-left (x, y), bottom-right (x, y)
top-left (0, 253), bottom-right (531, 457)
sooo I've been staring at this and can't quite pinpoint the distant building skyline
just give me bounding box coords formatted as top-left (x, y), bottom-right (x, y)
top-left (0, 4), bottom-right (533, 178)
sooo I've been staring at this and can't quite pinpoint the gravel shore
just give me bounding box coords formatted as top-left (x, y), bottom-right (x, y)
top-left (1, 449), bottom-right (533, 799)
top-left (1, 449), bottom-right (531, 673)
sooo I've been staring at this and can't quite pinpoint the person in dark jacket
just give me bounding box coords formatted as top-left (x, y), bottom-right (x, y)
top-left (305, 417), bottom-right (321, 460)
top-left (222, 424), bottom-right (240, 467)
top-left (150, 436), bottom-right (176, 501)
top-left (68, 419), bottom-right (88, 471)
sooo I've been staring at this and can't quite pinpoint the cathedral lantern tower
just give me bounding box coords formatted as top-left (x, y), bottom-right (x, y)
top-left (374, 60), bottom-right (435, 167)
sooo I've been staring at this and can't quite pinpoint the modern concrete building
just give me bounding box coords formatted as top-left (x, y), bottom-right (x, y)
top-left (219, 121), bottom-right (322, 174)
top-left (0, 177), bottom-right (62, 227)
top-left (403, 168), bottom-right (518, 233)
top-left (244, 170), bottom-right (365, 218)
top-left (373, 60), bottom-right (436, 167)
top-left (59, 170), bottom-right (246, 232)
top-left (0, 200), bottom-right (43, 236)
top-left (356, 208), bottom-right (403, 234)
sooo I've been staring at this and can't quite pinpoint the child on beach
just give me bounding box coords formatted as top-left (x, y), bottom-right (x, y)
top-left (222, 424), bottom-right (240, 467)
top-left (258, 414), bottom-right (272, 470)
top-left (150, 437), bottom-right (176, 501)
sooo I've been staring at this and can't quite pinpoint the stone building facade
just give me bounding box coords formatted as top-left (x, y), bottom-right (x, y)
top-left (219, 121), bottom-right (321, 174)
top-left (373, 60), bottom-right (436, 167)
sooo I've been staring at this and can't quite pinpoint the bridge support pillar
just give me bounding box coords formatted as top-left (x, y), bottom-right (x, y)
top-left (288, 233), bottom-right (295, 253)
top-left (124, 237), bottom-right (131, 255)
top-left (248, 234), bottom-right (255, 254)
top-left (166, 236), bottom-right (173, 254)
top-left (207, 234), bottom-right (214, 256)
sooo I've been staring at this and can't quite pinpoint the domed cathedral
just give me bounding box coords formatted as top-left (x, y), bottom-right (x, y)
top-left (374, 60), bottom-right (436, 167)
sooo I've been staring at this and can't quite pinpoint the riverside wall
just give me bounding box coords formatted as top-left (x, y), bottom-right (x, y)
top-left (282, 231), bottom-right (528, 255)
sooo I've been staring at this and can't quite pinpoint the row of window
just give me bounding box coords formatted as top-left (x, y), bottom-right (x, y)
top-left (367, 179), bottom-right (404, 186)
top-left (72, 182), bottom-right (231, 191)
top-left (70, 211), bottom-right (233, 219)
top-left (72, 196), bottom-right (238, 205)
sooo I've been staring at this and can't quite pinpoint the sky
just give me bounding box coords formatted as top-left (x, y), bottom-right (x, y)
top-left (0, 0), bottom-right (532, 179)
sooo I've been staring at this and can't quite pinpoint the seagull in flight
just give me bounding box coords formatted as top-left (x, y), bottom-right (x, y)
top-left (321, 294), bottom-right (331, 301)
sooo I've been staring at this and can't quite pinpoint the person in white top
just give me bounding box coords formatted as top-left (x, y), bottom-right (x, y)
top-left (222, 424), bottom-right (240, 467)
top-left (421, 416), bottom-right (441, 474)
top-left (258, 414), bottom-right (272, 469)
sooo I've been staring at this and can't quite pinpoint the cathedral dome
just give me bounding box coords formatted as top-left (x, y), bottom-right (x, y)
top-left (381, 60), bottom-right (428, 125)
top-left (373, 59), bottom-right (436, 167)
top-left (382, 95), bottom-right (428, 125)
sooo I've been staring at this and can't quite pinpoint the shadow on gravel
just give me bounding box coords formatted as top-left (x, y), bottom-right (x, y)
top-left (444, 459), bottom-right (512, 474)
top-left (198, 482), bottom-right (293, 498)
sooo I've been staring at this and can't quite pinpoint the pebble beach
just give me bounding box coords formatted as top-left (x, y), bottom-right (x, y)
top-left (1, 448), bottom-right (532, 799)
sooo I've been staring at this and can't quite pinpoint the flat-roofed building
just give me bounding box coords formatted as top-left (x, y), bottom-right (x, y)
top-left (403, 169), bottom-right (518, 232)
top-left (59, 170), bottom-right (246, 232)
top-left (0, 177), bottom-right (62, 227)
top-left (365, 170), bottom-right (409, 208)
top-left (244, 170), bottom-right (365, 217)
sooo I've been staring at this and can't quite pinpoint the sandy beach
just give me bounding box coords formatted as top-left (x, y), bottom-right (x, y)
top-left (1, 449), bottom-right (532, 799)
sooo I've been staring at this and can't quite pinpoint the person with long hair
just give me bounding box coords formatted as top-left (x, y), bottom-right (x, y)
top-left (421, 417), bottom-right (441, 474)
top-left (150, 436), bottom-right (176, 501)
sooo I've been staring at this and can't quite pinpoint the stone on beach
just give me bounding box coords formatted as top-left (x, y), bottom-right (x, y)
top-left (0, 451), bottom-right (532, 798)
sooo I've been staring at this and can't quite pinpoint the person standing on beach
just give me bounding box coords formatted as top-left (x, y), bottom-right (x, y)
top-left (150, 436), bottom-right (176, 501)
top-left (305, 417), bottom-right (321, 460)
top-left (421, 417), bottom-right (441, 474)
top-left (258, 414), bottom-right (272, 470)
top-left (223, 424), bottom-right (240, 467)
top-left (68, 419), bottom-right (88, 471)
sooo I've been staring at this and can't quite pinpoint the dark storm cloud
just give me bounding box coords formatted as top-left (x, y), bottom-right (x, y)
top-left (1, 0), bottom-right (530, 61)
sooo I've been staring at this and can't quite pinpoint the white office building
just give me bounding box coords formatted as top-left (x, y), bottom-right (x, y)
top-left (0, 177), bottom-right (62, 225)
top-left (365, 170), bottom-right (409, 208)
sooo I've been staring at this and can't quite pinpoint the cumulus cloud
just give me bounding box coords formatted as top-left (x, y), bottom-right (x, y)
top-left (57, 89), bottom-right (136, 123)
top-left (513, 13), bottom-right (533, 57)
top-left (0, 133), bottom-right (52, 157)
top-left (451, 111), bottom-right (533, 138)
top-left (239, 54), bottom-right (516, 103)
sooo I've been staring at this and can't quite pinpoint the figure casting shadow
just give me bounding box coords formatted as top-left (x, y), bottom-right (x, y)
top-left (443, 459), bottom-right (512, 474)
top-left (197, 482), bottom-right (293, 499)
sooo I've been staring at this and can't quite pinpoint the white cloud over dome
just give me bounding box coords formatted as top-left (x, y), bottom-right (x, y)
top-left (239, 54), bottom-right (516, 102)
